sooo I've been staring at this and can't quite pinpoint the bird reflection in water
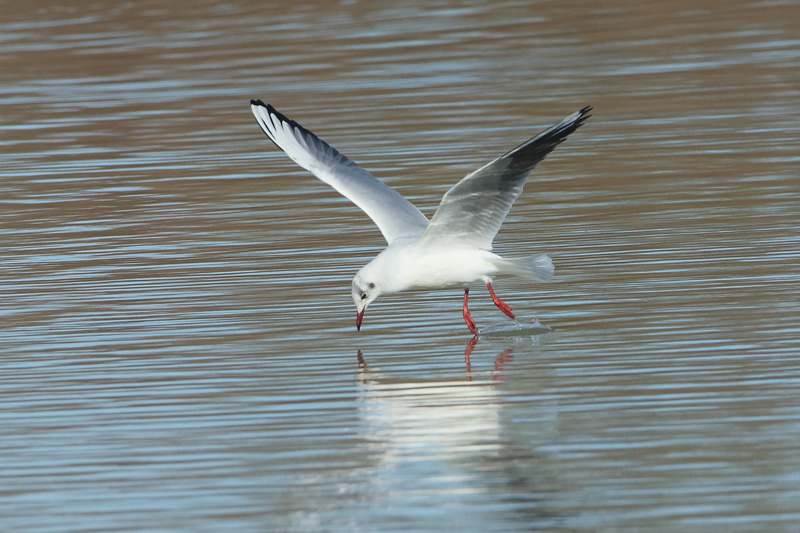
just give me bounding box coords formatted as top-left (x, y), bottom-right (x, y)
top-left (464, 336), bottom-right (515, 378)
top-left (356, 337), bottom-right (516, 380)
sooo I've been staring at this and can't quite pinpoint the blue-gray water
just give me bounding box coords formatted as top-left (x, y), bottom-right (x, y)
top-left (2, 1), bottom-right (800, 531)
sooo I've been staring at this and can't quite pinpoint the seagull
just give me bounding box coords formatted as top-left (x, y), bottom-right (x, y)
top-left (250, 100), bottom-right (591, 334)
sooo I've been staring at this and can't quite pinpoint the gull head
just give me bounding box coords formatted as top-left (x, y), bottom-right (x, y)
top-left (352, 274), bottom-right (381, 331)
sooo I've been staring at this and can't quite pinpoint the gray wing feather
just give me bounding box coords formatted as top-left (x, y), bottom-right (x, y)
top-left (251, 100), bottom-right (430, 244)
top-left (417, 106), bottom-right (591, 249)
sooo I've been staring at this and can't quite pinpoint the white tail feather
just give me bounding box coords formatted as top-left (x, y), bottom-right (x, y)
top-left (500, 254), bottom-right (554, 282)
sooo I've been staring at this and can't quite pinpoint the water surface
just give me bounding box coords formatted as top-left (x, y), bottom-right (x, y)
top-left (2, 0), bottom-right (800, 531)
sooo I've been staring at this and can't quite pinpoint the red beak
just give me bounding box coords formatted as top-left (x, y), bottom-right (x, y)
top-left (356, 308), bottom-right (365, 331)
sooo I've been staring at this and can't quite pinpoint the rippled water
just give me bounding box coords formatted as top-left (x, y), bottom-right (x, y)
top-left (2, 0), bottom-right (800, 531)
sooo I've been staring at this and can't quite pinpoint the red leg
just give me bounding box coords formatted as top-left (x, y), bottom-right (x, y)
top-left (463, 288), bottom-right (479, 335)
top-left (487, 282), bottom-right (515, 319)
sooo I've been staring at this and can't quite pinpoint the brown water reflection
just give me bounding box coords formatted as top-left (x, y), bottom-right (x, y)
top-left (2, 0), bottom-right (800, 530)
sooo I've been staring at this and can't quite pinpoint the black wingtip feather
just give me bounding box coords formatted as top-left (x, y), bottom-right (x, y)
top-left (249, 99), bottom-right (300, 137)
top-left (250, 100), bottom-right (304, 131)
top-left (251, 99), bottom-right (293, 128)
top-left (249, 100), bottom-right (351, 168)
top-left (495, 105), bottom-right (593, 175)
top-left (576, 105), bottom-right (593, 126)
top-left (257, 103), bottom-right (332, 153)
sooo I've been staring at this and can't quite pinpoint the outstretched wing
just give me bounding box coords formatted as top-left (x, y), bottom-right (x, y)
top-left (251, 100), bottom-right (429, 244)
top-left (416, 106), bottom-right (591, 249)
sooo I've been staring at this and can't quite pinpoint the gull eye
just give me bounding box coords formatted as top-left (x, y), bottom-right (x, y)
top-left (360, 292), bottom-right (367, 300)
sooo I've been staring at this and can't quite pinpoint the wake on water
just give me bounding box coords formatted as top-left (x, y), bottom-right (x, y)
top-left (477, 318), bottom-right (552, 337)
